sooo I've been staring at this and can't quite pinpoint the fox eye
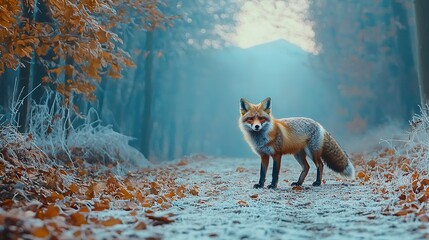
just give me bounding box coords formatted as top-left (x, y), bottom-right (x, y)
top-left (245, 117), bottom-right (254, 123)
top-left (259, 117), bottom-right (267, 123)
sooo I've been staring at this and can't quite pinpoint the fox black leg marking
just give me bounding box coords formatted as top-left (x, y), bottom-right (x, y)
top-left (311, 151), bottom-right (324, 186)
top-left (254, 155), bottom-right (269, 189)
top-left (268, 155), bottom-right (281, 189)
top-left (313, 167), bottom-right (322, 186)
top-left (292, 151), bottom-right (309, 186)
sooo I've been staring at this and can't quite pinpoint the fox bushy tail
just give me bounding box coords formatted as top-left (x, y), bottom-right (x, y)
top-left (321, 132), bottom-right (355, 179)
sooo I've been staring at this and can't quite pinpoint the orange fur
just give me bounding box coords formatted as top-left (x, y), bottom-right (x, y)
top-left (268, 119), bottom-right (309, 155)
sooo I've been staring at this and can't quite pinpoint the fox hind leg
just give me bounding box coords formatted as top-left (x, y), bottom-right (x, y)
top-left (310, 150), bottom-right (324, 186)
top-left (292, 150), bottom-right (309, 186)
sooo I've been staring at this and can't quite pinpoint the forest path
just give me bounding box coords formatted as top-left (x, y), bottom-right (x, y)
top-left (120, 157), bottom-right (428, 240)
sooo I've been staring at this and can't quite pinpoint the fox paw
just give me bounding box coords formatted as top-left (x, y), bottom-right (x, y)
top-left (291, 182), bottom-right (302, 186)
top-left (312, 181), bottom-right (321, 186)
top-left (253, 183), bottom-right (264, 189)
top-left (267, 184), bottom-right (277, 189)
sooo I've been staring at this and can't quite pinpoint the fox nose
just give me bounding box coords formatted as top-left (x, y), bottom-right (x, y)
top-left (254, 125), bottom-right (260, 130)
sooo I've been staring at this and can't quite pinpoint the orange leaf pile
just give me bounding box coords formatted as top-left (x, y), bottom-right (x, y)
top-left (354, 145), bottom-right (429, 221)
top-left (0, 127), bottom-right (199, 239)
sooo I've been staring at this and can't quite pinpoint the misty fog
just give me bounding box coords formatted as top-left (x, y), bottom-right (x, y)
top-left (0, 0), bottom-right (421, 162)
top-left (107, 0), bottom-right (419, 161)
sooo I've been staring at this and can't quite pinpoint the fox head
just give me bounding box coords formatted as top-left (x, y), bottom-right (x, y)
top-left (239, 97), bottom-right (272, 132)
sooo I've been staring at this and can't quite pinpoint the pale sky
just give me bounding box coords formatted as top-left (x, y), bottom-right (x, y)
top-left (228, 0), bottom-right (319, 54)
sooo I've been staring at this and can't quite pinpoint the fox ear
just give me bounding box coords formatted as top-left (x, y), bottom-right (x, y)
top-left (261, 97), bottom-right (271, 113)
top-left (240, 98), bottom-right (251, 114)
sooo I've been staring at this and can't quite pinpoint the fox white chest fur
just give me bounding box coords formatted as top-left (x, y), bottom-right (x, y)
top-left (241, 125), bottom-right (274, 155)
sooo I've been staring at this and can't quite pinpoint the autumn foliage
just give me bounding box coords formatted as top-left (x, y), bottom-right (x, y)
top-left (0, 0), bottom-right (171, 102)
top-left (0, 126), bottom-right (201, 238)
top-left (352, 107), bottom-right (429, 222)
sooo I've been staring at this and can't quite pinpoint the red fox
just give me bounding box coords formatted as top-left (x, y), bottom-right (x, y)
top-left (239, 97), bottom-right (355, 189)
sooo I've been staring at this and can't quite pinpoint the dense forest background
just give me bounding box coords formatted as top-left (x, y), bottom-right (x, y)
top-left (0, 0), bottom-right (427, 162)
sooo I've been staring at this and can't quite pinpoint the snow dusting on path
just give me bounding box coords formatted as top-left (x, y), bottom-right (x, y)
top-left (95, 157), bottom-right (429, 239)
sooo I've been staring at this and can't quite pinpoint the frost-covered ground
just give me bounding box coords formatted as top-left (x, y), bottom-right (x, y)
top-left (87, 157), bottom-right (429, 240)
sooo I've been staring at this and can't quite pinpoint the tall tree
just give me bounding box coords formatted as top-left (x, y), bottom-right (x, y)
top-left (415, 0), bottom-right (429, 105)
top-left (16, 0), bottom-right (34, 132)
top-left (308, 0), bottom-right (419, 132)
top-left (97, 0), bottom-right (239, 160)
top-left (141, 31), bottom-right (154, 159)
top-left (0, 0), bottom-right (170, 130)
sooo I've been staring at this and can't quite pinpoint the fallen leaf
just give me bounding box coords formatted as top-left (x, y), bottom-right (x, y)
top-left (118, 187), bottom-right (133, 200)
top-left (32, 226), bottom-right (50, 238)
top-left (47, 191), bottom-right (64, 202)
top-left (134, 221), bottom-right (147, 230)
top-left (69, 183), bottom-right (79, 194)
top-left (44, 205), bottom-right (60, 219)
top-left (367, 160), bottom-right (376, 168)
top-left (93, 201), bottom-right (110, 211)
top-left (69, 212), bottom-right (87, 226)
top-left (418, 193), bottom-right (428, 203)
top-left (101, 217), bottom-right (122, 227)
top-left (142, 199), bottom-right (153, 208)
top-left (176, 191), bottom-right (185, 199)
top-left (394, 209), bottom-right (414, 216)
top-left (135, 190), bottom-right (145, 203)
top-left (1, 199), bottom-right (14, 209)
top-left (161, 203), bottom-right (172, 209)
top-left (164, 191), bottom-right (175, 199)
top-left (35, 209), bottom-right (45, 220)
top-left (79, 206), bottom-right (90, 213)
top-left (357, 171), bottom-right (366, 179)
top-left (147, 215), bottom-right (174, 226)
top-left (189, 188), bottom-right (199, 196)
top-left (237, 200), bottom-right (249, 207)
top-left (292, 186), bottom-right (303, 191)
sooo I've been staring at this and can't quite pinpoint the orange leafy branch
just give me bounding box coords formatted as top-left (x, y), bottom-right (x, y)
top-left (0, 0), bottom-right (172, 102)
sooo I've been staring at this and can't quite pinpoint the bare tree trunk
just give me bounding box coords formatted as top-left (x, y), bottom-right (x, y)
top-left (63, 56), bottom-right (74, 137)
top-left (390, 1), bottom-right (419, 118)
top-left (16, 0), bottom-right (34, 132)
top-left (167, 104), bottom-right (177, 160)
top-left (32, 0), bottom-right (52, 104)
top-left (415, 0), bottom-right (429, 105)
top-left (141, 31), bottom-right (154, 159)
top-left (0, 70), bottom-right (14, 113)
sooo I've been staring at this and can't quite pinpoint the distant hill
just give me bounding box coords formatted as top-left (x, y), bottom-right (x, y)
top-left (240, 38), bottom-right (307, 56)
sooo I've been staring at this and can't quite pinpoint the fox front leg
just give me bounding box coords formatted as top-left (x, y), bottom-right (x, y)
top-left (267, 154), bottom-right (282, 189)
top-left (254, 155), bottom-right (269, 188)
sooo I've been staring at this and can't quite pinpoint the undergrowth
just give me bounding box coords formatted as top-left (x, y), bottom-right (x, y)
top-left (0, 93), bottom-right (200, 238)
top-left (28, 93), bottom-right (149, 168)
top-left (354, 106), bottom-right (429, 222)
